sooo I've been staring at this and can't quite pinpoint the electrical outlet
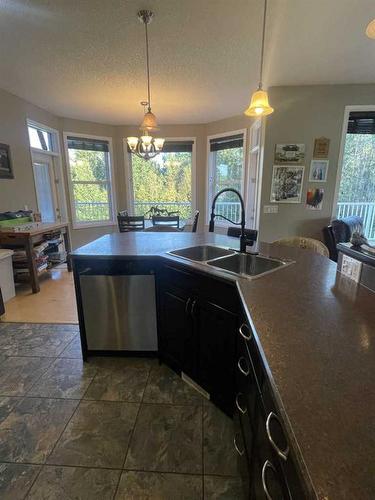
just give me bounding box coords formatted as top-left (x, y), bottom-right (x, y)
top-left (263, 205), bottom-right (278, 214)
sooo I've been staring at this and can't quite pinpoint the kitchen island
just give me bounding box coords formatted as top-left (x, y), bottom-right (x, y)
top-left (71, 232), bottom-right (375, 500)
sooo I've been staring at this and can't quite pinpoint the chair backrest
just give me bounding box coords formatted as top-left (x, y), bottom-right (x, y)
top-left (322, 225), bottom-right (337, 261)
top-left (227, 227), bottom-right (258, 246)
top-left (191, 211), bottom-right (200, 232)
top-left (272, 236), bottom-right (329, 257)
top-left (323, 216), bottom-right (364, 262)
top-left (152, 215), bottom-right (180, 228)
top-left (117, 215), bottom-right (145, 232)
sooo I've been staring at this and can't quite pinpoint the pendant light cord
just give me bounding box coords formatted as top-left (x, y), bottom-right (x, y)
top-left (259, 0), bottom-right (267, 89)
top-left (145, 21), bottom-right (152, 111)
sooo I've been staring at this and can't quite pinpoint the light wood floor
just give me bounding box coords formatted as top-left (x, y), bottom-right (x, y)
top-left (1, 265), bottom-right (78, 324)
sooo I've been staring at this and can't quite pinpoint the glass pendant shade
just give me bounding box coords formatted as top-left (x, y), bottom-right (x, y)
top-left (140, 110), bottom-right (158, 130)
top-left (154, 138), bottom-right (165, 151)
top-left (244, 88), bottom-right (274, 117)
top-left (366, 19), bottom-right (375, 39)
top-left (127, 137), bottom-right (139, 151)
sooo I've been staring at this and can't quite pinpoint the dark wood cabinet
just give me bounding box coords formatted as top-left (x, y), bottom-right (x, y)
top-left (197, 299), bottom-right (237, 414)
top-left (234, 317), bottom-right (308, 499)
top-left (156, 262), bottom-right (308, 498)
top-left (157, 263), bottom-right (239, 415)
top-left (157, 282), bottom-right (195, 377)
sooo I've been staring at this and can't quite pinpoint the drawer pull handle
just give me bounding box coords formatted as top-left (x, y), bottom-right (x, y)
top-left (185, 298), bottom-right (191, 315)
top-left (266, 412), bottom-right (289, 461)
top-left (233, 435), bottom-right (244, 456)
top-left (237, 356), bottom-right (250, 377)
top-left (261, 460), bottom-right (277, 500)
top-left (235, 393), bottom-right (247, 414)
top-left (239, 323), bottom-right (252, 341)
top-left (191, 299), bottom-right (197, 317)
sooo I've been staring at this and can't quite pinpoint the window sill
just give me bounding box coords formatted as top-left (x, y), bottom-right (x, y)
top-left (72, 221), bottom-right (117, 230)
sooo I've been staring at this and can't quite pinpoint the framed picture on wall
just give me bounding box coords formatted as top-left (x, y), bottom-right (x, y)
top-left (270, 165), bottom-right (305, 203)
top-left (306, 188), bottom-right (324, 210)
top-left (0, 143), bottom-right (13, 179)
top-left (274, 143), bottom-right (305, 165)
top-left (309, 159), bottom-right (329, 182)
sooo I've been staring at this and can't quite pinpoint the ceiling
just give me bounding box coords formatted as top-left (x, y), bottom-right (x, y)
top-left (0, 0), bottom-right (374, 125)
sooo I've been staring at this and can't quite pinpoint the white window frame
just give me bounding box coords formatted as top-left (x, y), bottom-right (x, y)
top-left (26, 119), bottom-right (68, 223)
top-left (63, 132), bottom-right (117, 229)
top-left (206, 128), bottom-right (247, 226)
top-left (333, 104), bottom-right (375, 218)
top-left (246, 118), bottom-right (265, 231)
top-left (123, 137), bottom-right (197, 217)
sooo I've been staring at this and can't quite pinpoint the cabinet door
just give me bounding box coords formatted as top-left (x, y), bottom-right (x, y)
top-left (197, 300), bottom-right (237, 415)
top-left (158, 284), bottom-right (194, 376)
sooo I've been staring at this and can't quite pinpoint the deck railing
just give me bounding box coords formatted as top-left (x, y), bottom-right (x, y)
top-left (337, 202), bottom-right (375, 240)
top-left (133, 201), bottom-right (242, 222)
top-left (74, 200), bottom-right (242, 224)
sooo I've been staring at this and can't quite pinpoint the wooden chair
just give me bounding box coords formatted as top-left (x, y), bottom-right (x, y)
top-left (117, 215), bottom-right (145, 232)
top-left (182, 211), bottom-right (200, 232)
top-left (272, 236), bottom-right (329, 257)
top-left (144, 226), bottom-right (180, 232)
top-left (152, 215), bottom-right (180, 228)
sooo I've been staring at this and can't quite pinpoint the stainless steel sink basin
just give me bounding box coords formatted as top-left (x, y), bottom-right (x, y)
top-left (169, 245), bottom-right (235, 262)
top-left (207, 252), bottom-right (292, 278)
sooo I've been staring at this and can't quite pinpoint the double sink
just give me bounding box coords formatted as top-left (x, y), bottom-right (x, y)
top-left (168, 245), bottom-right (293, 279)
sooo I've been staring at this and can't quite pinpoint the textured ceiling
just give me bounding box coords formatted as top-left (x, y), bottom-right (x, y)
top-left (0, 0), bottom-right (374, 125)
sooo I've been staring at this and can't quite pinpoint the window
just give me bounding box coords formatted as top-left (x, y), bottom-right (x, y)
top-left (65, 135), bottom-right (115, 227)
top-left (28, 124), bottom-right (54, 151)
top-left (127, 140), bottom-right (195, 220)
top-left (208, 131), bottom-right (245, 224)
top-left (335, 109), bottom-right (375, 241)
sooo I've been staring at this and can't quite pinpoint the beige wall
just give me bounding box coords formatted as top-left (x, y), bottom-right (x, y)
top-left (259, 84), bottom-right (375, 242)
top-left (0, 88), bottom-right (60, 213)
top-left (2, 84), bottom-right (375, 249)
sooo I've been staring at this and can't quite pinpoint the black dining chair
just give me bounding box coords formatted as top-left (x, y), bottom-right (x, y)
top-left (191, 210), bottom-right (199, 232)
top-left (152, 215), bottom-right (180, 228)
top-left (117, 214), bottom-right (145, 232)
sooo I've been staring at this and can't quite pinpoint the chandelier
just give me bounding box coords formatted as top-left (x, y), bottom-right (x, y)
top-left (127, 10), bottom-right (165, 160)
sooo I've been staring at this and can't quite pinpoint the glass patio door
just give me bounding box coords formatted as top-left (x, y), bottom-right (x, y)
top-left (336, 110), bottom-right (375, 241)
top-left (32, 153), bottom-right (59, 223)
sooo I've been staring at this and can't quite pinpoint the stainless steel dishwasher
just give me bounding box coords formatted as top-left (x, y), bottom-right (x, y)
top-left (79, 274), bottom-right (157, 351)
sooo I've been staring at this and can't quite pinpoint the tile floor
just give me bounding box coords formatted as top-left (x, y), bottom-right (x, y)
top-left (0, 322), bottom-right (243, 499)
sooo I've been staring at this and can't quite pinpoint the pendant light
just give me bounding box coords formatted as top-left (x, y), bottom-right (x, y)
top-left (127, 10), bottom-right (165, 160)
top-left (244, 0), bottom-right (274, 117)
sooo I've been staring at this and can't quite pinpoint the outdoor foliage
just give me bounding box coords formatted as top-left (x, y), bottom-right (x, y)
top-left (132, 152), bottom-right (192, 219)
top-left (69, 149), bottom-right (110, 221)
top-left (339, 134), bottom-right (375, 202)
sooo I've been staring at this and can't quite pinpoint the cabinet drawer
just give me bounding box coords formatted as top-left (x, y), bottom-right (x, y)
top-left (160, 263), bottom-right (239, 313)
top-left (238, 321), bottom-right (265, 390)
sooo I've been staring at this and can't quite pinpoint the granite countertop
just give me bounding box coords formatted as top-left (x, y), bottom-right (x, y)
top-left (72, 232), bottom-right (375, 499)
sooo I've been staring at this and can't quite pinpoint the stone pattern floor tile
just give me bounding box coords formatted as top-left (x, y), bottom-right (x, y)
top-left (0, 356), bottom-right (55, 396)
top-left (125, 403), bottom-right (203, 474)
top-left (27, 465), bottom-right (120, 500)
top-left (0, 323), bottom-right (76, 357)
top-left (28, 358), bottom-right (97, 399)
top-left (204, 475), bottom-right (244, 499)
top-left (0, 397), bottom-right (78, 463)
top-left (203, 402), bottom-right (238, 476)
top-left (84, 358), bottom-right (151, 402)
top-left (48, 400), bottom-right (139, 468)
top-left (58, 336), bottom-right (83, 358)
top-left (143, 364), bottom-right (204, 405)
top-left (0, 322), bottom-right (242, 499)
top-left (0, 462), bottom-right (40, 500)
top-left (115, 470), bottom-right (202, 499)
top-left (0, 396), bottom-right (22, 424)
